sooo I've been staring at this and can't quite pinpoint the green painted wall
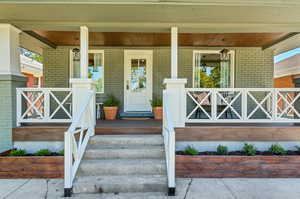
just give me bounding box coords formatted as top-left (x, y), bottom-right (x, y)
top-left (43, 46), bottom-right (274, 113)
top-left (0, 75), bottom-right (26, 152)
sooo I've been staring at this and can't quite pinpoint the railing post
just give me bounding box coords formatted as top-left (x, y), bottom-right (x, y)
top-left (211, 89), bottom-right (217, 120)
top-left (16, 89), bottom-right (22, 126)
top-left (163, 78), bottom-right (187, 127)
top-left (44, 90), bottom-right (50, 121)
top-left (242, 89), bottom-right (248, 120)
top-left (272, 88), bottom-right (277, 121)
top-left (64, 132), bottom-right (72, 197)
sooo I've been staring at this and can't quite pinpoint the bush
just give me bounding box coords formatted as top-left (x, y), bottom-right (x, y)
top-left (9, 149), bottom-right (27, 156)
top-left (217, 145), bottom-right (228, 155)
top-left (242, 143), bottom-right (257, 156)
top-left (103, 94), bottom-right (120, 107)
top-left (184, 146), bottom-right (198, 156)
top-left (150, 97), bottom-right (162, 107)
top-left (295, 146), bottom-right (300, 153)
top-left (58, 149), bottom-right (64, 156)
top-left (34, 149), bottom-right (51, 156)
top-left (268, 144), bottom-right (286, 155)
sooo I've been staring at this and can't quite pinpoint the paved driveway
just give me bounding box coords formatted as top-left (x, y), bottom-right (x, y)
top-left (1, 178), bottom-right (300, 199)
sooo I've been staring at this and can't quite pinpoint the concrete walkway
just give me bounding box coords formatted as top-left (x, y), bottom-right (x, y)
top-left (1, 178), bottom-right (300, 199)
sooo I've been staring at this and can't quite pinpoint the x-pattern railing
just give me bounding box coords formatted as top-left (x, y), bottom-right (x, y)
top-left (17, 88), bottom-right (72, 125)
top-left (64, 91), bottom-right (95, 196)
top-left (186, 88), bottom-right (300, 123)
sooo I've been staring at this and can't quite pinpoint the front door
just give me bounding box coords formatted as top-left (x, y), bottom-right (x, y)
top-left (124, 50), bottom-right (153, 112)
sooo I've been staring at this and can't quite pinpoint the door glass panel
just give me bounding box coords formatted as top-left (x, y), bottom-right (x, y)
top-left (130, 58), bottom-right (147, 92)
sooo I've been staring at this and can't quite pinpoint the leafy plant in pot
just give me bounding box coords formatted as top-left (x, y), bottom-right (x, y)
top-left (150, 97), bottom-right (163, 120)
top-left (103, 94), bottom-right (120, 120)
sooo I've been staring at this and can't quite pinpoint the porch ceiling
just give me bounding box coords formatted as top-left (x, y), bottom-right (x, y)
top-left (1, 1), bottom-right (300, 33)
top-left (29, 31), bottom-right (290, 47)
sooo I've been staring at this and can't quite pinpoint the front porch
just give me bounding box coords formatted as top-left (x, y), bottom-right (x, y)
top-left (2, 1), bottom-right (300, 197)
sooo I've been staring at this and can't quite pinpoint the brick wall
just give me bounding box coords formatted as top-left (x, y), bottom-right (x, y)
top-left (43, 47), bottom-right (70, 88)
top-left (43, 46), bottom-right (274, 112)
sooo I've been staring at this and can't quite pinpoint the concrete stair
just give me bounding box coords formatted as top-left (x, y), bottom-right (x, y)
top-left (73, 134), bottom-right (167, 194)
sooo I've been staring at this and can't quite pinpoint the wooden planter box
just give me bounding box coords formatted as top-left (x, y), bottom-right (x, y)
top-left (0, 156), bottom-right (64, 178)
top-left (176, 155), bottom-right (300, 178)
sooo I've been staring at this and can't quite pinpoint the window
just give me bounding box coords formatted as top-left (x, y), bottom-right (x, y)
top-left (70, 49), bottom-right (104, 93)
top-left (193, 50), bottom-right (235, 88)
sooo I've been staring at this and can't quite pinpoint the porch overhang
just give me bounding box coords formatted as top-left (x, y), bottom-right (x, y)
top-left (1, 0), bottom-right (300, 33)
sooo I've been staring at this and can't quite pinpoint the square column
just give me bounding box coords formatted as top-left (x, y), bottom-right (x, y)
top-left (0, 24), bottom-right (26, 152)
top-left (164, 78), bottom-right (187, 127)
top-left (80, 26), bottom-right (89, 78)
top-left (171, 27), bottom-right (178, 78)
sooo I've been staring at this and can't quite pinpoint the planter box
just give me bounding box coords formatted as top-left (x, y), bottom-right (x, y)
top-left (0, 156), bottom-right (64, 178)
top-left (176, 155), bottom-right (300, 178)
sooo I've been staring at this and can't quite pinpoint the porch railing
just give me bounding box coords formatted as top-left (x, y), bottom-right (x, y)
top-left (186, 88), bottom-right (300, 123)
top-left (64, 90), bottom-right (95, 197)
top-left (162, 90), bottom-right (176, 196)
top-left (16, 88), bottom-right (72, 125)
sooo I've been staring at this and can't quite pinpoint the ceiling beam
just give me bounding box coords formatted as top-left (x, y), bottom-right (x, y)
top-left (262, 32), bottom-right (300, 50)
top-left (23, 30), bottom-right (57, 49)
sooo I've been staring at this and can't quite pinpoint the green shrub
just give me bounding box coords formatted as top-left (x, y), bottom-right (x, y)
top-left (103, 94), bottom-right (120, 107)
top-left (268, 144), bottom-right (287, 155)
top-left (242, 143), bottom-right (257, 156)
top-left (34, 149), bottom-right (51, 156)
top-left (184, 146), bottom-right (198, 156)
top-left (150, 97), bottom-right (162, 107)
top-left (217, 145), bottom-right (228, 155)
top-left (295, 146), bottom-right (300, 153)
top-left (58, 149), bottom-right (64, 156)
top-left (9, 149), bottom-right (27, 156)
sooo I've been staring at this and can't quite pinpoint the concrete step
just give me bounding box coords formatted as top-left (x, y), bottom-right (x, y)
top-left (84, 146), bottom-right (165, 160)
top-left (89, 135), bottom-right (163, 147)
top-left (73, 175), bottom-right (167, 194)
top-left (78, 159), bottom-right (166, 176)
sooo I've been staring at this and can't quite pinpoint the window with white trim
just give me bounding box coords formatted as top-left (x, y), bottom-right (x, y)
top-left (193, 50), bottom-right (235, 88)
top-left (70, 49), bottom-right (104, 93)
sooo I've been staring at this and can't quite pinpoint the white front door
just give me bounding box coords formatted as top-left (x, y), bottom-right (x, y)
top-left (124, 50), bottom-right (153, 112)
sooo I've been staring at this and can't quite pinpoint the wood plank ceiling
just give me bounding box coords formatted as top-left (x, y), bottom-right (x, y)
top-left (33, 31), bottom-right (289, 47)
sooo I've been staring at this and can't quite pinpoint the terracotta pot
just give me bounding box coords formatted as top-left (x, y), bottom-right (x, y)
top-left (104, 106), bottom-right (118, 120)
top-left (153, 107), bottom-right (163, 120)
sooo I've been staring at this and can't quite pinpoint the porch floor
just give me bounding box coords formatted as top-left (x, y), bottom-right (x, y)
top-left (13, 120), bottom-right (300, 142)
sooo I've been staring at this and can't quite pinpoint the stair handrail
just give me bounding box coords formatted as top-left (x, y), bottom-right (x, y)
top-left (162, 90), bottom-right (176, 196)
top-left (64, 90), bottom-right (95, 197)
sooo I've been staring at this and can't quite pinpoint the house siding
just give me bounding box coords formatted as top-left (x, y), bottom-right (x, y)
top-left (43, 46), bottom-right (274, 112)
top-left (0, 75), bottom-right (26, 152)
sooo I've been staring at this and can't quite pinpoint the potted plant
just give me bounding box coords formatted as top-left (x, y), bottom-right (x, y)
top-left (150, 96), bottom-right (163, 120)
top-left (103, 94), bottom-right (120, 120)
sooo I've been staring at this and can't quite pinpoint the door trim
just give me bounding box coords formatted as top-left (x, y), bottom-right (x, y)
top-left (124, 50), bottom-right (153, 112)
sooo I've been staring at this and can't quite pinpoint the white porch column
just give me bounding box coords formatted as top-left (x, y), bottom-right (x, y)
top-left (80, 26), bottom-right (89, 78)
top-left (70, 79), bottom-right (96, 133)
top-left (0, 24), bottom-right (22, 76)
top-left (171, 27), bottom-right (178, 78)
top-left (164, 78), bottom-right (187, 127)
top-left (70, 26), bottom-right (96, 132)
top-left (0, 24), bottom-right (26, 152)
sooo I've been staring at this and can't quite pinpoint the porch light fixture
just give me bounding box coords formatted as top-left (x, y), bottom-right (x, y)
top-left (72, 48), bottom-right (80, 61)
top-left (220, 49), bottom-right (230, 61)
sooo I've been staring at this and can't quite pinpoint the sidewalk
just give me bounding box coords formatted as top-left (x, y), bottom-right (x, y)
top-left (1, 178), bottom-right (300, 199)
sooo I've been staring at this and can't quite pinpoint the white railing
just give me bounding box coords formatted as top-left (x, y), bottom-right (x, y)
top-left (186, 88), bottom-right (300, 123)
top-left (162, 90), bottom-right (176, 195)
top-left (16, 88), bottom-right (72, 125)
top-left (64, 90), bottom-right (95, 196)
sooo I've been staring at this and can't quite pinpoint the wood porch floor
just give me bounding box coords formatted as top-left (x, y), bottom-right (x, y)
top-left (12, 120), bottom-right (300, 142)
